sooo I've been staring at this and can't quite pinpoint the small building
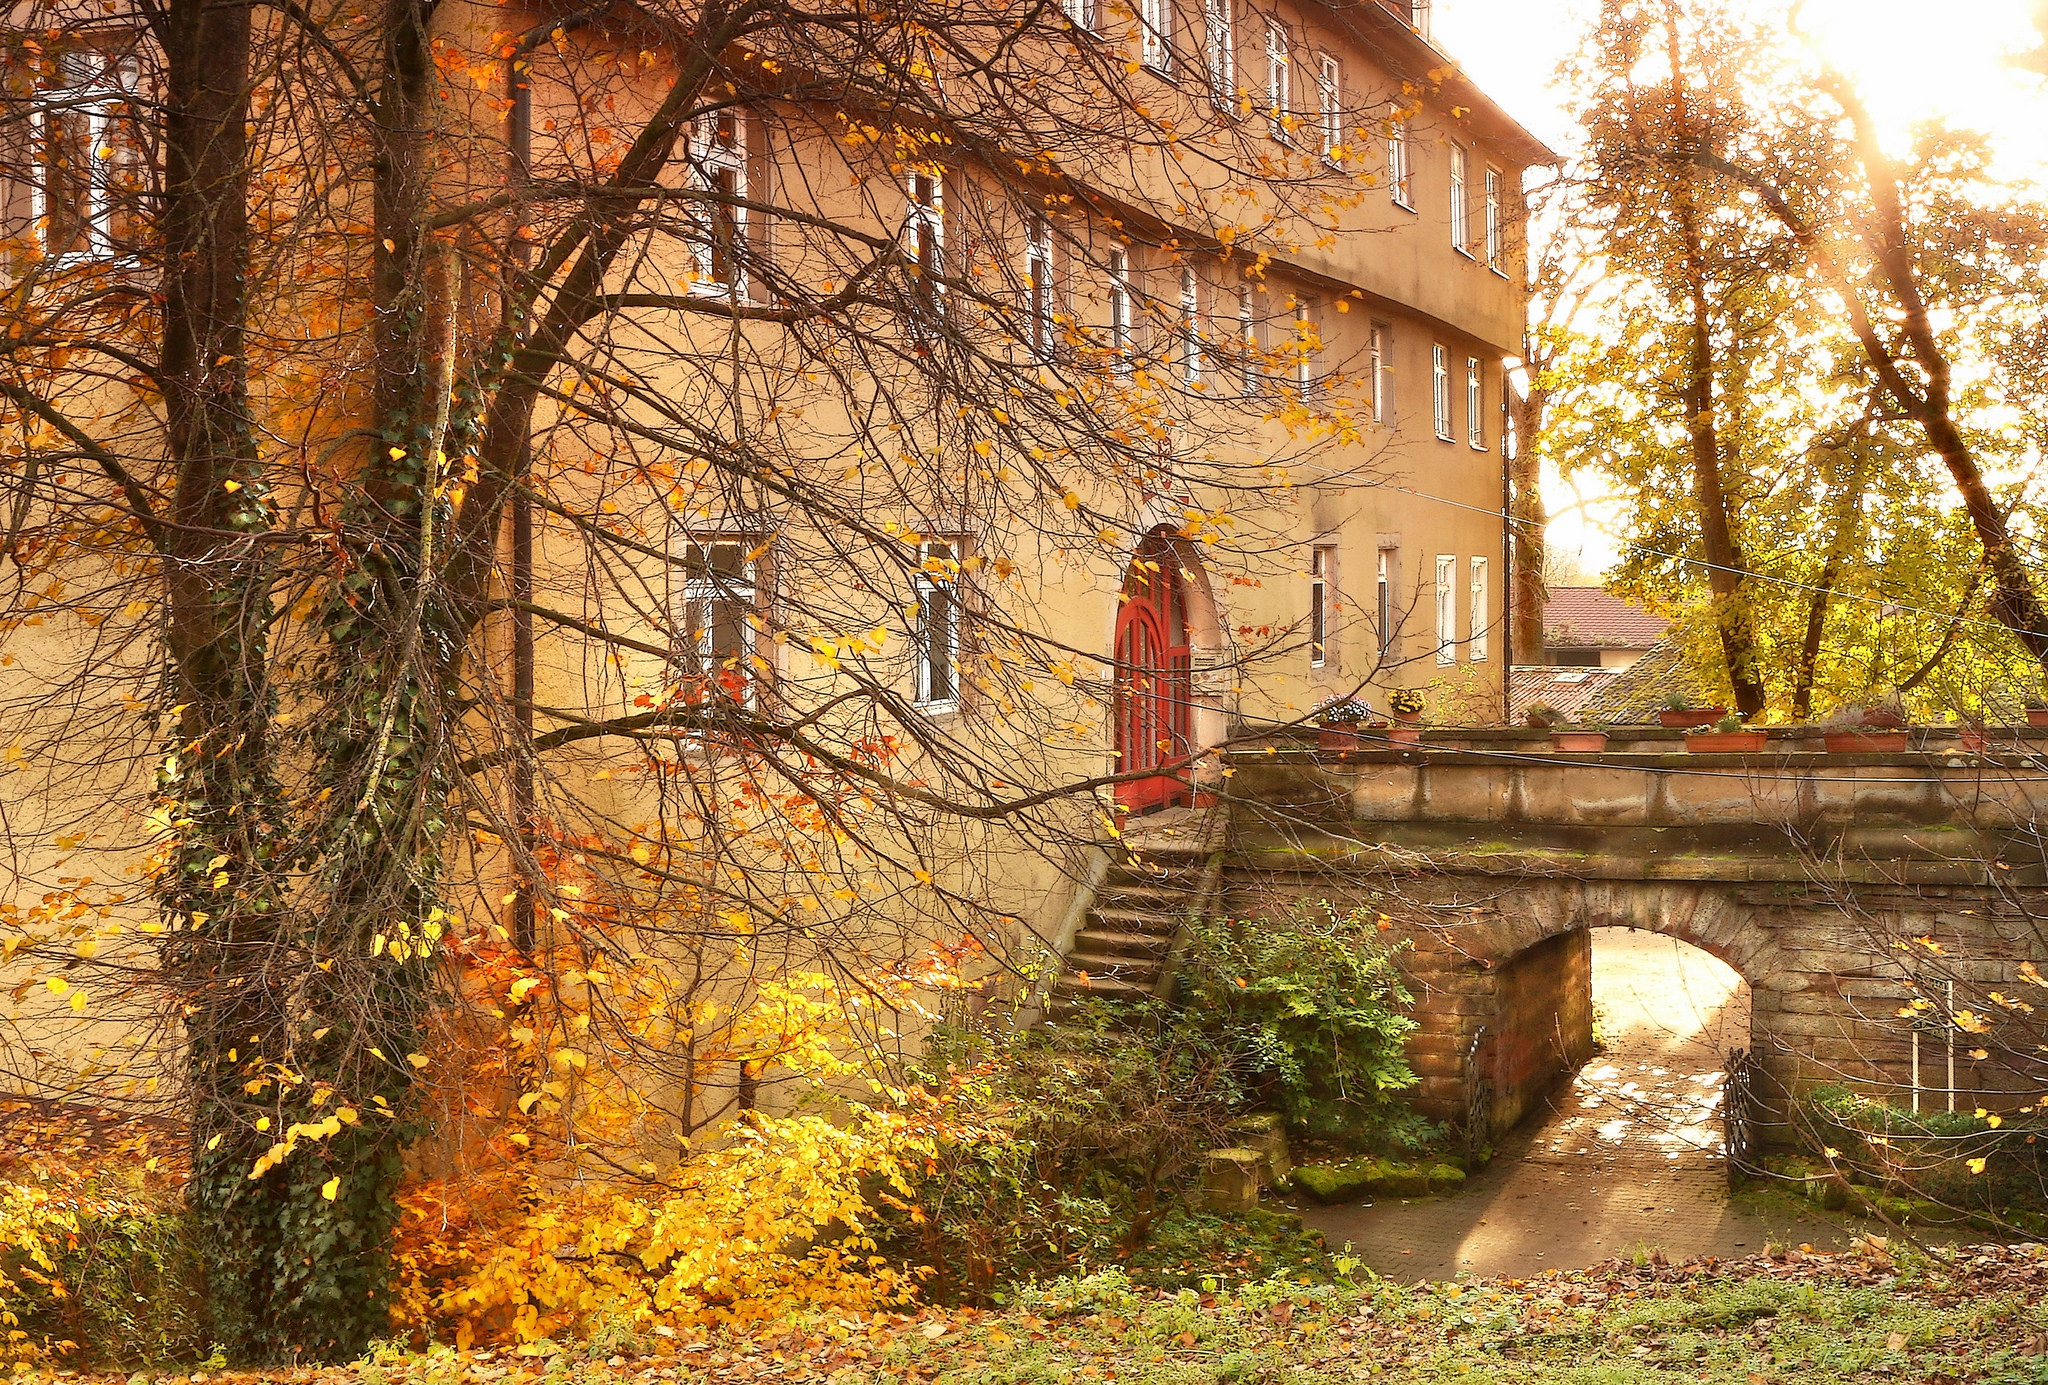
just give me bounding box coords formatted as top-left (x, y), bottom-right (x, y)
top-left (1540, 587), bottom-right (1670, 671)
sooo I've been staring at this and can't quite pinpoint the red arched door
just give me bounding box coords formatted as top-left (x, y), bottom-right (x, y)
top-left (1113, 530), bottom-right (1194, 814)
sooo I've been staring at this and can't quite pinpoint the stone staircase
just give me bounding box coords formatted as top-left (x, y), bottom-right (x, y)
top-left (1044, 806), bottom-right (1226, 1018)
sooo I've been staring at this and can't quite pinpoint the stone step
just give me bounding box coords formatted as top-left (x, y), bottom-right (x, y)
top-left (1064, 950), bottom-right (1164, 982)
top-left (1072, 927), bottom-right (1175, 957)
top-left (1086, 905), bottom-right (1185, 936)
top-left (1093, 881), bottom-right (1189, 912)
top-left (1048, 973), bottom-right (1154, 1003)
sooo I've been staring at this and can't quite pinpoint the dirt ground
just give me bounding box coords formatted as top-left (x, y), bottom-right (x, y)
top-left (1301, 927), bottom-right (1940, 1280)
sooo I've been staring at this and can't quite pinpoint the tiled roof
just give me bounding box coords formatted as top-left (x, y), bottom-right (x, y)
top-left (1543, 587), bottom-right (1670, 649)
top-left (1577, 637), bottom-right (1717, 724)
top-left (1508, 665), bottom-right (1629, 723)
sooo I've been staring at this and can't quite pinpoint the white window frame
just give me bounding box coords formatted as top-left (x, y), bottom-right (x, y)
top-left (1467, 357), bottom-right (1485, 449)
top-left (914, 540), bottom-right (964, 711)
top-left (1316, 54), bottom-right (1341, 160)
top-left (1141, 0), bottom-right (1172, 73)
top-left (1484, 167), bottom-right (1504, 271)
top-left (1239, 286), bottom-right (1260, 396)
top-left (33, 54), bottom-right (140, 265)
top-left (686, 111), bottom-right (749, 297)
top-left (905, 168), bottom-right (946, 323)
top-left (1376, 547), bottom-right (1397, 656)
top-left (1264, 25), bottom-right (1291, 139)
top-left (1369, 321), bottom-right (1391, 424)
top-left (1108, 247), bottom-right (1133, 376)
top-left (1027, 217), bottom-right (1055, 363)
top-left (1449, 143), bottom-right (1470, 255)
top-left (1469, 555), bottom-right (1489, 663)
top-left (1431, 343), bottom-right (1451, 440)
top-left (1204, 0), bottom-right (1234, 109)
top-left (1435, 554), bottom-right (1457, 666)
top-left (1294, 297), bottom-right (1320, 390)
top-left (679, 538), bottom-right (762, 706)
top-left (1179, 266), bottom-right (1203, 387)
top-left (1387, 119), bottom-right (1412, 209)
top-left (1063, 0), bottom-right (1098, 31)
top-left (1309, 546), bottom-right (1335, 668)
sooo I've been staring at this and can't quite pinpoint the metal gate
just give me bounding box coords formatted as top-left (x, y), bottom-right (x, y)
top-left (1723, 1046), bottom-right (1760, 1185)
top-left (1462, 1024), bottom-right (1494, 1162)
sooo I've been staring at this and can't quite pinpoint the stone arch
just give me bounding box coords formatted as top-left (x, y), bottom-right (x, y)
top-left (1457, 878), bottom-right (1808, 998)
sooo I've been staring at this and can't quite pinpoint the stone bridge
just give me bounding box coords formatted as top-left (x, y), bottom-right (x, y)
top-left (1217, 725), bottom-right (2048, 1145)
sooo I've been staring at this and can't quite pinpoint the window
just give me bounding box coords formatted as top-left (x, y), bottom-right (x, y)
top-left (1063, 0), bottom-right (1098, 30)
top-left (1265, 25), bottom-right (1290, 139)
top-left (1466, 357), bottom-right (1484, 449)
top-left (1239, 286), bottom-right (1260, 396)
top-left (1295, 296), bottom-right (1320, 390)
top-left (1309, 546), bottom-right (1335, 668)
top-left (1179, 266), bottom-right (1203, 387)
top-left (1316, 55), bottom-right (1341, 159)
top-left (1204, 0), bottom-right (1234, 109)
top-left (1387, 119), bottom-right (1411, 208)
top-left (1108, 247), bottom-right (1133, 374)
top-left (680, 540), bottom-right (760, 701)
top-left (1404, 0), bottom-right (1432, 38)
top-left (914, 541), bottom-right (963, 709)
top-left (1431, 343), bottom-right (1451, 440)
top-left (1469, 556), bottom-right (1489, 663)
top-left (1484, 167), bottom-right (1504, 270)
top-left (1369, 321), bottom-right (1392, 424)
top-left (1027, 217), bottom-right (1055, 363)
top-left (1435, 554), bottom-right (1457, 665)
top-left (34, 53), bottom-right (142, 263)
top-left (686, 112), bottom-right (747, 295)
top-left (1376, 547), bottom-right (1397, 656)
top-left (1141, 0), bottom-right (1172, 72)
top-left (1449, 144), bottom-right (1469, 254)
top-left (905, 169), bottom-right (945, 322)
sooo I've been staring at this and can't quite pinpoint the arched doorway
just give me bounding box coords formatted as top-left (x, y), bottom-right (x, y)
top-left (1113, 528), bottom-right (1194, 814)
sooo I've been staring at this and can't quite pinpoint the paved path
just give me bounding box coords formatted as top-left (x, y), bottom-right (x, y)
top-left (1302, 929), bottom-right (1893, 1280)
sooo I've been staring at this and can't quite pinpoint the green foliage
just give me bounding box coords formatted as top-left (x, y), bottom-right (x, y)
top-left (1175, 902), bottom-right (1421, 1144)
top-left (881, 1004), bottom-right (1247, 1302)
top-left (0, 1171), bottom-right (208, 1367)
top-left (1798, 1085), bottom-right (2048, 1215)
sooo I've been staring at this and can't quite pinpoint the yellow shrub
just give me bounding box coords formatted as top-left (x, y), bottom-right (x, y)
top-left (393, 1108), bottom-right (922, 1347)
top-left (0, 1179), bottom-right (82, 1365)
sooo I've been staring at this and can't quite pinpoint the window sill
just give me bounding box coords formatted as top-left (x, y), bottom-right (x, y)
top-left (1490, 265), bottom-right (1511, 280)
top-left (915, 700), bottom-right (963, 719)
top-left (1392, 197), bottom-right (1416, 214)
top-left (1453, 246), bottom-right (1476, 261)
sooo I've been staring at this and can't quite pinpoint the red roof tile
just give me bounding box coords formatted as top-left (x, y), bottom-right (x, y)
top-left (1543, 587), bottom-right (1670, 649)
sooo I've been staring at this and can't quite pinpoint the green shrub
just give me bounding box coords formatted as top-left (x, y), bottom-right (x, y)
top-left (1175, 901), bottom-right (1422, 1144)
top-left (1, 1170), bottom-right (207, 1367)
top-left (1797, 1085), bottom-right (2048, 1214)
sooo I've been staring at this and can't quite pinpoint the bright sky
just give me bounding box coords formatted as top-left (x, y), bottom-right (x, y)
top-left (1431, 0), bottom-right (2048, 578)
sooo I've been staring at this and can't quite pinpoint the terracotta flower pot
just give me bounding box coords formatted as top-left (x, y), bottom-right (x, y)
top-left (1390, 708), bottom-right (1423, 725)
top-left (2027, 709), bottom-right (2048, 729)
top-left (1824, 730), bottom-right (1910, 754)
top-left (1317, 727), bottom-right (1359, 753)
top-left (1659, 707), bottom-right (1727, 728)
top-left (1685, 730), bottom-right (1767, 753)
top-left (1958, 728), bottom-right (1991, 753)
top-left (1550, 731), bottom-right (1609, 753)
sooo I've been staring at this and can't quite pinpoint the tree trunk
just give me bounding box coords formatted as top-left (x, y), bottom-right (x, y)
top-left (1507, 380), bottom-right (1548, 665)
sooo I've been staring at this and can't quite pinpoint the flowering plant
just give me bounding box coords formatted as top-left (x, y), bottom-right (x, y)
top-left (1388, 688), bottom-right (1426, 717)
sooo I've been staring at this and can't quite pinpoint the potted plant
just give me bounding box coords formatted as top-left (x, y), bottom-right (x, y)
top-left (1524, 701), bottom-right (1562, 730)
top-left (1658, 691), bottom-right (1727, 729)
top-left (1956, 714), bottom-right (1991, 754)
top-left (1316, 698), bottom-right (1370, 753)
top-left (1823, 699), bottom-right (1910, 754)
top-left (1551, 721), bottom-right (1611, 754)
top-left (2028, 695), bottom-right (2048, 730)
top-left (1684, 712), bottom-right (1767, 753)
top-left (1388, 687), bottom-right (1426, 724)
